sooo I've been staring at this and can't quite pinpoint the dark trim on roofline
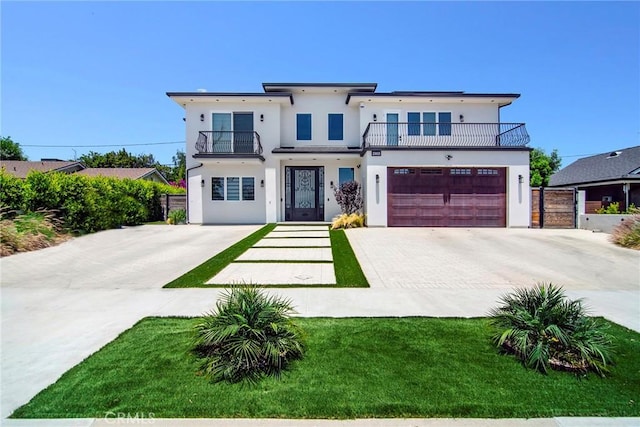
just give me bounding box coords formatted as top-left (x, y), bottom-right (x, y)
top-left (359, 146), bottom-right (532, 157)
top-left (193, 153), bottom-right (265, 162)
top-left (263, 82), bottom-right (377, 92)
top-left (272, 147), bottom-right (362, 155)
top-left (166, 92), bottom-right (294, 105)
top-left (346, 91), bottom-right (520, 105)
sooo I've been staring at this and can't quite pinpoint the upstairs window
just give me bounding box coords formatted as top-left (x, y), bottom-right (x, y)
top-left (439, 112), bottom-right (452, 136)
top-left (423, 112), bottom-right (436, 136)
top-left (407, 112), bottom-right (421, 136)
top-left (328, 114), bottom-right (344, 141)
top-left (297, 113), bottom-right (312, 141)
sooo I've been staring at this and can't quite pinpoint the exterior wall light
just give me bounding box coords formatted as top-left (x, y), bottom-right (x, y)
top-left (260, 114), bottom-right (264, 122)
top-left (373, 113), bottom-right (377, 122)
top-left (330, 181), bottom-right (334, 189)
top-left (445, 154), bottom-right (453, 160)
top-left (261, 179), bottom-right (264, 187)
top-left (201, 179), bottom-right (205, 187)
top-left (459, 114), bottom-right (464, 123)
top-left (518, 174), bottom-right (524, 184)
top-left (200, 114), bottom-right (205, 122)
top-left (375, 174), bottom-right (380, 183)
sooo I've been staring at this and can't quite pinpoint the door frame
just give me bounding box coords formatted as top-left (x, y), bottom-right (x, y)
top-left (284, 166), bottom-right (324, 221)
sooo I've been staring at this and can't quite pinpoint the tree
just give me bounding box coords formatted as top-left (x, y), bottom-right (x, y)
top-left (1, 136), bottom-right (28, 160)
top-left (78, 148), bottom-right (158, 168)
top-left (530, 148), bottom-right (561, 187)
top-left (171, 150), bottom-right (186, 182)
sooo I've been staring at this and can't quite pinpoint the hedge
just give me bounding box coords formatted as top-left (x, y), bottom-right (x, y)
top-left (0, 170), bottom-right (185, 233)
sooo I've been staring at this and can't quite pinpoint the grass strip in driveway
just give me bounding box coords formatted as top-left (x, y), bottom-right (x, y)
top-left (330, 229), bottom-right (368, 287)
top-left (11, 317), bottom-right (640, 419)
top-left (164, 224), bottom-right (276, 288)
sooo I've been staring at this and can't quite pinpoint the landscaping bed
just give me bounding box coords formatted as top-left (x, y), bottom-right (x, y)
top-left (12, 317), bottom-right (640, 419)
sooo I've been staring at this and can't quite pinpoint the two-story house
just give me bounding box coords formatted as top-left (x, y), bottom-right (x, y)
top-left (167, 82), bottom-right (530, 227)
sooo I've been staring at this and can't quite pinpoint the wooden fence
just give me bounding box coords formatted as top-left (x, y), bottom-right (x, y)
top-left (160, 194), bottom-right (186, 221)
top-left (531, 188), bottom-right (576, 229)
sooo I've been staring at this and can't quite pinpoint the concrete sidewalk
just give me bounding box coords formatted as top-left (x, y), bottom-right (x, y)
top-left (1, 225), bottom-right (639, 426)
top-left (2, 416), bottom-right (639, 427)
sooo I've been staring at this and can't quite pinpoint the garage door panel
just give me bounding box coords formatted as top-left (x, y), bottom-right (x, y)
top-left (388, 167), bottom-right (506, 227)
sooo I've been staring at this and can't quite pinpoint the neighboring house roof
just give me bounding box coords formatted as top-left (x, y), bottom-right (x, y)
top-left (0, 160), bottom-right (84, 178)
top-left (77, 168), bottom-right (169, 184)
top-left (549, 145), bottom-right (640, 187)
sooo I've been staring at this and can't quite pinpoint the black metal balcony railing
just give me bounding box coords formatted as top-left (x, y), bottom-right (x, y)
top-left (195, 131), bottom-right (263, 155)
top-left (362, 122), bottom-right (529, 149)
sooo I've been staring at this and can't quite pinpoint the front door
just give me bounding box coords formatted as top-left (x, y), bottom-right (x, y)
top-left (285, 166), bottom-right (324, 221)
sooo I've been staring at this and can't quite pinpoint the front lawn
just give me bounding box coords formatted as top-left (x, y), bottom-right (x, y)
top-left (12, 317), bottom-right (640, 419)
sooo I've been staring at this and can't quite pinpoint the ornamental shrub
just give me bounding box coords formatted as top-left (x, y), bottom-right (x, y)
top-left (333, 180), bottom-right (363, 215)
top-left (610, 215), bottom-right (640, 249)
top-left (489, 283), bottom-right (614, 377)
top-left (194, 286), bottom-right (305, 384)
top-left (331, 212), bottom-right (365, 229)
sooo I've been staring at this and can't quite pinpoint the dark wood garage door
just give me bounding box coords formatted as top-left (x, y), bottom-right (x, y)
top-left (387, 167), bottom-right (506, 227)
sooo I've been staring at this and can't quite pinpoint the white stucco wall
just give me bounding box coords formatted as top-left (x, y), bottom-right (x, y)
top-left (199, 163), bottom-right (266, 224)
top-left (280, 93), bottom-right (360, 147)
top-left (362, 149), bottom-right (530, 228)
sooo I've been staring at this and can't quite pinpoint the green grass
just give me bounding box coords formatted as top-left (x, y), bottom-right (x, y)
top-left (164, 224), bottom-right (368, 288)
top-left (164, 224), bottom-right (276, 287)
top-left (330, 229), bottom-right (368, 287)
top-left (12, 317), bottom-right (640, 419)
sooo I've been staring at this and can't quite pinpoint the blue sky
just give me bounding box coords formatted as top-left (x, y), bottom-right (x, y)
top-left (2, 1), bottom-right (639, 167)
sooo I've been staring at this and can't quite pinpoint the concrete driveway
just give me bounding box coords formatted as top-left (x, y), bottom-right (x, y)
top-left (346, 227), bottom-right (639, 290)
top-left (1, 225), bottom-right (639, 422)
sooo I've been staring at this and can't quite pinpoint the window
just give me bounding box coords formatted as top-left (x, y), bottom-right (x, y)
top-left (478, 169), bottom-right (499, 175)
top-left (328, 114), bottom-right (343, 141)
top-left (297, 113), bottom-right (312, 141)
top-left (338, 167), bottom-right (354, 185)
top-left (422, 112), bottom-right (436, 136)
top-left (408, 112), bottom-right (421, 136)
top-left (393, 168), bottom-right (415, 175)
top-left (242, 177), bottom-right (255, 201)
top-left (450, 168), bottom-right (472, 175)
top-left (212, 177), bottom-right (224, 200)
top-left (439, 112), bottom-right (452, 136)
top-left (226, 177), bottom-right (240, 201)
top-left (212, 176), bottom-right (255, 201)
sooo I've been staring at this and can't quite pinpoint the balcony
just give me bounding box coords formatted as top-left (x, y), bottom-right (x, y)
top-left (362, 122), bottom-right (529, 149)
top-left (195, 131), bottom-right (264, 159)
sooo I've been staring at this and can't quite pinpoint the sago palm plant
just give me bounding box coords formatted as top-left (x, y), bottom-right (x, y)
top-left (194, 286), bottom-right (305, 384)
top-left (489, 283), bottom-right (613, 376)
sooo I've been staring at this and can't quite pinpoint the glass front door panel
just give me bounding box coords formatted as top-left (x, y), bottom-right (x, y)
top-left (294, 169), bottom-right (315, 209)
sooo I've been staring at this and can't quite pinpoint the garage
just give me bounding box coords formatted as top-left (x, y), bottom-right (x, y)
top-left (387, 167), bottom-right (506, 227)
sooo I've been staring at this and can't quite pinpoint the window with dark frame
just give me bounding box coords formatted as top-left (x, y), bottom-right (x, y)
top-left (328, 114), bottom-right (343, 141)
top-left (297, 113), bottom-right (312, 141)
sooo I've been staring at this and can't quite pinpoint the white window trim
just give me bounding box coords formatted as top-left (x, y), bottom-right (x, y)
top-left (211, 176), bottom-right (256, 201)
